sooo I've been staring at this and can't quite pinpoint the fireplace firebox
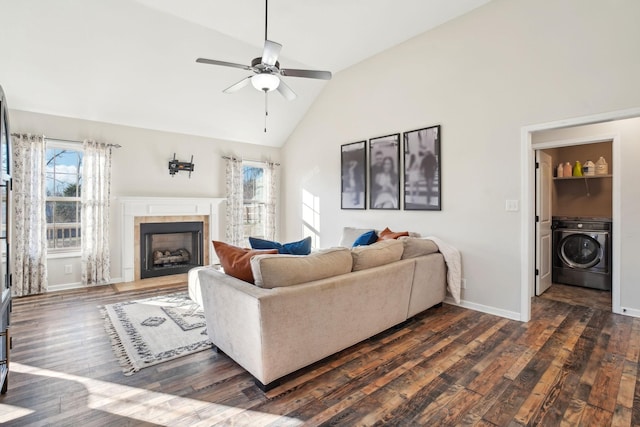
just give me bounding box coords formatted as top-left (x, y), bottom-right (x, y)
top-left (140, 221), bottom-right (203, 279)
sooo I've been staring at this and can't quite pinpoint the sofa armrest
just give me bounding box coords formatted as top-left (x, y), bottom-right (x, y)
top-left (407, 253), bottom-right (446, 317)
top-left (198, 268), bottom-right (273, 381)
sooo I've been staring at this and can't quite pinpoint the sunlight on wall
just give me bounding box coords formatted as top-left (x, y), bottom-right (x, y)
top-left (302, 189), bottom-right (321, 248)
top-left (11, 363), bottom-right (303, 425)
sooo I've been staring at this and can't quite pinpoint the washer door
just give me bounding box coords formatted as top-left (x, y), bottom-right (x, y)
top-left (558, 233), bottom-right (602, 269)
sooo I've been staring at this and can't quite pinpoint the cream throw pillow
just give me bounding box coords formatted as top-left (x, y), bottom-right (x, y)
top-left (351, 239), bottom-right (404, 271)
top-left (251, 247), bottom-right (353, 288)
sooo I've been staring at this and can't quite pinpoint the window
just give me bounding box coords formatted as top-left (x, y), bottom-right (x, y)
top-left (45, 141), bottom-right (83, 251)
top-left (243, 164), bottom-right (266, 240)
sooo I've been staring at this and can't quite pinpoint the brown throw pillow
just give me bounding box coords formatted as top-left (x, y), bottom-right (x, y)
top-left (377, 227), bottom-right (410, 241)
top-left (212, 241), bottom-right (277, 284)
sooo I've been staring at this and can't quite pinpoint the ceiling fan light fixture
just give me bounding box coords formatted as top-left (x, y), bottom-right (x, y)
top-left (251, 73), bottom-right (280, 92)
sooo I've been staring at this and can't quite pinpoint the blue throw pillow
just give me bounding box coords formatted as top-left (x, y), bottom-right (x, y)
top-left (249, 236), bottom-right (312, 255)
top-left (352, 230), bottom-right (378, 247)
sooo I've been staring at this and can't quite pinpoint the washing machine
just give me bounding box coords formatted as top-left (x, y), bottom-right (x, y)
top-left (552, 217), bottom-right (612, 291)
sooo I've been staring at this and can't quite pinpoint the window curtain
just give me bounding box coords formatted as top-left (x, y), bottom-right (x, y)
top-left (224, 156), bottom-right (244, 246)
top-left (81, 140), bottom-right (112, 285)
top-left (264, 161), bottom-right (278, 241)
top-left (11, 134), bottom-right (48, 296)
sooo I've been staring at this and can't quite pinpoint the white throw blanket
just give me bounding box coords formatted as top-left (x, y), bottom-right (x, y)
top-left (425, 236), bottom-right (462, 304)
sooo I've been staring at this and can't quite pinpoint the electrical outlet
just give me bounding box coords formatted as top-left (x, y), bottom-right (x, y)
top-left (461, 278), bottom-right (467, 289)
top-left (64, 265), bottom-right (72, 274)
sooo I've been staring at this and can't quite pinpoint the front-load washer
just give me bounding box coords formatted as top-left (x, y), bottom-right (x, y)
top-left (552, 217), bottom-right (612, 291)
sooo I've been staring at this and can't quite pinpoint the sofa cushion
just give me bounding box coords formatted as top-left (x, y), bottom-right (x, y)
top-left (399, 236), bottom-right (439, 259)
top-left (249, 236), bottom-right (312, 255)
top-left (351, 239), bottom-right (404, 271)
top-left (251, 247), bottom-right (353, 288)
top-left (352, 230), bottom-right (378, 247)
top-left (213, 241), bottom-right (278, 284)
top-left (377, 227), bottom-right (410, 241)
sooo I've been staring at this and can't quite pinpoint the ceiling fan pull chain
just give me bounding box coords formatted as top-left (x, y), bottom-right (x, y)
top-left (264, 90), bottom-right (268, 133)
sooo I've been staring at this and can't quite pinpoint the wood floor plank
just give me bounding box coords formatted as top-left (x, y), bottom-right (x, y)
top-left (0, 281), bottom-right (635, 426)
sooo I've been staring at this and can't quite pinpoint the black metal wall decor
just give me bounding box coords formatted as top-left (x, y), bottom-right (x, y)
top-left (168, 153), bottom-right (194, 177)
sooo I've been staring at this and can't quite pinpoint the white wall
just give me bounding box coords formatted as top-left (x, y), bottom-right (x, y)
top-left (9, 110), bottom-right (280, 288)
top-left (281, 0), bottom-right (640, 317)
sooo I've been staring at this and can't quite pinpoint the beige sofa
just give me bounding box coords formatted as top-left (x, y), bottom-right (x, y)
top-left (196, 237), bottom-right (446, 390)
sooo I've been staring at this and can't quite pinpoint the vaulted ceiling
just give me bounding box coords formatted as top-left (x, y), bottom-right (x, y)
top-left (0, 0), bottom-right (490, 146)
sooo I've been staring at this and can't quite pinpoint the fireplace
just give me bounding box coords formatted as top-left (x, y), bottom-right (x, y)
top-left (120, 197), bottom-right (224, 282)
top-left (139, 221), bottom-right (204, 279)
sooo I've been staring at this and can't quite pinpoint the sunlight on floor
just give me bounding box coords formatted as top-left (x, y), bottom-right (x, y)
top-left (12, 363), bottom-right (303, 426)
top-left (0, 403), bottom-right (35, 423)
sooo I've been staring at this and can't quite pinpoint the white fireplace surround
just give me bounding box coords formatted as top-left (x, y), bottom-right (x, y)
top-left (120, 196), bottom-right (225, 282)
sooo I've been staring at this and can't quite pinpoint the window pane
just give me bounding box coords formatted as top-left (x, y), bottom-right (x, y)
top-left (243, 166), bottom-right (264, 202)
top-left (51, 225), bottom-right (81, 249)
top-left (46, 172), bottom-right (55, 196)
top-left (53, 201), bottom-right (79, 223)
top-left (242, 165), bottom-right (267, 244)
top-left (45, 144), bottom-right (83, 251)
top-left (59, 179), bottom-right (80, 197)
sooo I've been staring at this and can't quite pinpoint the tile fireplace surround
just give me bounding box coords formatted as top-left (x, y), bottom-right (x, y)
top-left (120, 197), bottom-right (225, 282)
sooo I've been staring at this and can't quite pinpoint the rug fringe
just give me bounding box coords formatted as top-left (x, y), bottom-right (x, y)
top-left (100, 307), bottom-right (139, 376)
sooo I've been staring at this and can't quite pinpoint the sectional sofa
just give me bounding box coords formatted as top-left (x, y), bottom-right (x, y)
top-left (195, 235), bottom-right (448, 390)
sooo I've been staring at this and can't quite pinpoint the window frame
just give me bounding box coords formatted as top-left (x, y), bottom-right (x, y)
top-left (45, 139), bottom-right (83, 255)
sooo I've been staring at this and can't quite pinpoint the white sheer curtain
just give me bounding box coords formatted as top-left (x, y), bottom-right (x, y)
top-left (81, 140), bottom-right (112, 285)
top-left (225, 156), bottom-right (244, 246)
top-left (264, 161), bottom-right (278, 241)
top-left (11, 134), bottom-right (48, 296)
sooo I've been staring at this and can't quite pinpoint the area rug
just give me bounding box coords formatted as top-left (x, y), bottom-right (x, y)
top-left (101, 292), bottom-right (212, 375)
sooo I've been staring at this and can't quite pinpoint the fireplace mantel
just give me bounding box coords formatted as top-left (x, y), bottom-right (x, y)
top-left (120, 196), bottom-right (225, 282)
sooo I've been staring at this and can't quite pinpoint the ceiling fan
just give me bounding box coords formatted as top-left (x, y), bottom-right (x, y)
top-left (196, 0), bottom-right (332, 102)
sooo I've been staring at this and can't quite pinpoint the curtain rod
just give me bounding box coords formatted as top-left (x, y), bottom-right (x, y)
top-left (221, 155), bottom-right (280, 166)
top-left (46, 137), bottom-right (122, 148)
top-left (11, 134), bottom-right (121, 148)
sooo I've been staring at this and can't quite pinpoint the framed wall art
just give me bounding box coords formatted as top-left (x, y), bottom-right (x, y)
top-left (341, 141), bottom-right (367, 209)
top-left (403, 125), bottom-right (441, 210)
top-left (369, 133), bottom-right (400, 210)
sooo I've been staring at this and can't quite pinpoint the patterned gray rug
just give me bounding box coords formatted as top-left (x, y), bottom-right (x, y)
top-left (101, 292), bottom-right (212, 375)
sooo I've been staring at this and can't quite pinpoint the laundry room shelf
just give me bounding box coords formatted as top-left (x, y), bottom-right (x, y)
top-left (553, 174), bottom-right (612, 180)
top-left (553, 174), bottom-right (611, 197)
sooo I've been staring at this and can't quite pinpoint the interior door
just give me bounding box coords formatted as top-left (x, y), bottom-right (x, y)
top-left (536, 150), bottom-right (553, 295)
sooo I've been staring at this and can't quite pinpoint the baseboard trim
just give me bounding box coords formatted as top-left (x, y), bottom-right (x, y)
top-left (47, 282), bottom-right (84, 292)
top-left (444, 296), bottom-right (522, 321)
top-left (618, 306), bottom-right (640, 318)
top-left (46, 276), bottom-right (124, 293)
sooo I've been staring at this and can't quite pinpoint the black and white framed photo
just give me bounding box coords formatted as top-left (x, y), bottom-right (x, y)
top-left (369, 133), bottom-right (400, 210)
top-left (341, 141), bottom-right (367, 209)
top-left (403, 125), bottom-right (441, 210)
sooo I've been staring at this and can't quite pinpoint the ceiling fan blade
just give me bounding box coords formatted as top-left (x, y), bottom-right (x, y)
top-left (196, 58), bottom-right (252, 71)
top-left (276, 79), bottom-right (297, 101)
top-left (261, 40), bottom-right (282, 66)
top-left (280, 68), bottom-right (332, 80)
top-left (223, 76), bottom-right (251, 94)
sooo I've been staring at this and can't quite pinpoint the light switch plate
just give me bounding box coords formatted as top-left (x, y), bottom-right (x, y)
top-left (505, 200), bottom-right (519, 211)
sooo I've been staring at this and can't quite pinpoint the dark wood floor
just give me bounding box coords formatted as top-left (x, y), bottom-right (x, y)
top-left (540, 283), bottom-right (613, 312)
top-left (0, 282), bottom-right (637, 426)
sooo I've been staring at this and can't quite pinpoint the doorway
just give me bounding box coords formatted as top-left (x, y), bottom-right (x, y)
top-left (520, 107), bottom-right (640, 322)
top-left (535, 141), bottom-right (613, 311)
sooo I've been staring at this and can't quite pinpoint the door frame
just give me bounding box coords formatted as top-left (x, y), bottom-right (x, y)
top-left (520, 107), bottom-right (640, 322)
